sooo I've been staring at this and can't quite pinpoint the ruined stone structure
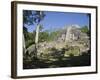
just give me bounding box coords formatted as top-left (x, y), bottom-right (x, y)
top-left (65, 25), bottom-right (81, 41)
top-left (56, 24), bottom-right (89, 43)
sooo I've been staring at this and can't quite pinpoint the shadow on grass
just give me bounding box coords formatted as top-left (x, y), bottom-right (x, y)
top-left (23, 50), bottom-right (91, 69)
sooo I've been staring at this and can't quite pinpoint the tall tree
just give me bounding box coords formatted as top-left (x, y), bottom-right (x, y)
top-left (33, 12), bottom-right (45, 41)
top-left (87, 13), bottom-right (91, 30)
top-left (23, 10), bottom-right (34, 54)
top-left (23, 26), bottom-right (28, 54)
top-left (23, 10), bottom-right (45, 57)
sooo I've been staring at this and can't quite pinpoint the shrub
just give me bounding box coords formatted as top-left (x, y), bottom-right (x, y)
top-left (64, 46), bottom-right (80, 57)
top-left (26, 40), bottom-right (34, 48)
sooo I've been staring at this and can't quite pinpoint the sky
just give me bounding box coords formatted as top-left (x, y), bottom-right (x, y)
top-left (24, 10), bottom-right (89, 32)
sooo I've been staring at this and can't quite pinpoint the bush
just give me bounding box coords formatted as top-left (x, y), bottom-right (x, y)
top-left (26, 40), bottom-right (34, 48)
top-left (80, 26), bottom-right (89, 35)
top-left (64, 46), bottom-right (80, 57)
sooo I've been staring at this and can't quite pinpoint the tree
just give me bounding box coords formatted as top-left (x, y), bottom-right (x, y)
top-left (39, 31), bottom-right (49, 42)
top-left (32, 11), bottom-right (45, 58)
top-left (23, 10), bottom-right (34, 54)
top-left (23, 26), bottom-right (28, 40)
top-left (81, 26), bottom-right (89, 35)
top-left (23, 10), bottom-right (46, 58)
top-left (23, 26), bottom-right (28, 54)
top-left (86, 14), bottom-right (91, 30)
top-left (33, 11), bottom-right (45, 44)
top-left (39, 24), bottom-right (44, 32)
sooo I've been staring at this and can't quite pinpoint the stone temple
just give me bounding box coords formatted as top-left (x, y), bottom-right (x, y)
top-left (57, 24), bottom-right (89, 42)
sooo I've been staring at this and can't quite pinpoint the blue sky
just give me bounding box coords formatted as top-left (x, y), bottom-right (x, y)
top-left (24, 11), bottom-right (89, 32)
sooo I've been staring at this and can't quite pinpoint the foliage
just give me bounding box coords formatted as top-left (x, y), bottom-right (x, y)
top-left (23, 26), bottom-right (28, 41)
top-left (39, 24), bottom-right (44, 32)
top-left (39, 31), bottom-right (49, 42)
top-left (80, 26), bottom-right (89, 34)
top-left (48, 30), bottom-right (60, 41)
top-left (33, 11), bottom-right (45, 24)
top-left (64, 46), bottom-right (80, 57)
top-left (23, 10), bottom-right (34, 25)
top-left (25, 40), bottom-right (34, 48)
top-left (23, 10), bottom-right (45, 25)
top-left (23, 31), bottom-right (35, 48)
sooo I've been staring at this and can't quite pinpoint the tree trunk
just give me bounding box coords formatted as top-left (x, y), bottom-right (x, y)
top-left (87, 14), bottom-right (91, 30)
top-left (23, 34), bottom-right (26, 54)
top-left (34, 24), bottom-right (40, 58)
top-left (35, 24), bottom-right (40, 44)
top-left (88, 14), bottom-right (91, 30)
